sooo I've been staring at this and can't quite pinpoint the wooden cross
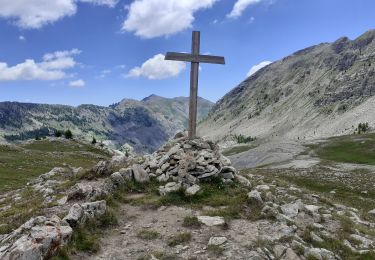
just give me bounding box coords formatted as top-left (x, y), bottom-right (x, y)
top-left (165, 31), bottom-right (225, 139)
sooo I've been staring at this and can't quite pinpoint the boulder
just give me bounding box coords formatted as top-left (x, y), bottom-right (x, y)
top-left (91, 160), bottom-right (112, 177)
top-left (110, 172), bottom-right (125, 187)
top-left (81, 200), bottom-right (107, 219)
top-left (280, 200), bottom-right (304, 218)
top-left (235, 175), bottom-right (252, 188)
top-left (185, 184), bottom-right (201, 196)
top-left (368, 209), bottom-right (375, 217)
top-left (67, 183), bottom-right (93, 201)
top-left (132, 164), bottom-right (150, 183)
top-left (119, 168), bottom-right (133, 181)
top-left (63, 204), bottom-right (84, 227)
top-left (248, 190), bottom-right (263, 205)
top-left (159, 182), bottom-right (181, 196)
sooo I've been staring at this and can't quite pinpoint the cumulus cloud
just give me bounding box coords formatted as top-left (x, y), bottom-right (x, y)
top-left (0, 49), bottom-right (81, 81)
top-left (247, 60), bottom-right (272, 77)
top-left (69, 79), bottom-right (85, 87)
top-left (79, 0), bottom-right (118, 8)
top-left (19, 35), bottom-right (25, 40)
top-left (122, 0), bottom-right (217, 38)
top-left (126, 54), bottom-right (186, 80)
top-left (0, 0), bottom-right (118, 29)
top-left (227, 0), bottom-right (262, 19)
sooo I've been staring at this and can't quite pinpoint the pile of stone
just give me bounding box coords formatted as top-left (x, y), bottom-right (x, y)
top-left (140, 133), bottom-right (237, 194)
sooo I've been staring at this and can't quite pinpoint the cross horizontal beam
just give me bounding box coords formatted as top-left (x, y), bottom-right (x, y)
top-left (165, 52), bottom-right (225, 65)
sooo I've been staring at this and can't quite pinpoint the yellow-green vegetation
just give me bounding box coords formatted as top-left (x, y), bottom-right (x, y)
top-left (182, 216), bottom-right (201, 228)
top-left (0, 188), bottom-right (44, 234)
top-left (280, 175), bottom-right (375, 217)
top-left (0, 139), bottom-right (110, 193)
top-left (123, 178), bottom-right (250, 219)
top-left (53, 209), bottom-right (118, 259)
top-left (207, 244), bottom-right (225, 256)
top-left (222, 144), bottom-right (257, 156)
top-left (308, 133), bottom-right (375, 165)
top-left (167, 232), bottom-right (192, 247)
top-left (137, 229), bottom-right (160, 240)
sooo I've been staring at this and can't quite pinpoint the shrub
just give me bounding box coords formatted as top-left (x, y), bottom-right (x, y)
top-left (357, 122), bottom-right (369, 134)
top-left (233, 134), bottom-right (255, 144)
top-left (64, 129), bottom-right (73, 139)
top-left (167, 232), bottom-right (192, 246)
top-left (137, 230), bottom-right (160, 240)
top-left (91, 137), bottom-right (97, 144)
top-left (54, 130), bottom-right (63, 137)
top-left (182, 216), bottom-right (201, 229)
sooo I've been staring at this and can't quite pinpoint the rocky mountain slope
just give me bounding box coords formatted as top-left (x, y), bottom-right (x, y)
top-left (0, 95), bottom-right (213, 153)
top-left (199, 29), bottom-right (375, 142)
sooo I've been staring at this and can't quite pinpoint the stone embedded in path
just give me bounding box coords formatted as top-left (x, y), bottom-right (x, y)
top-left (208, 236), bottom-right (227, 246)
top-left (197, 216), bottom-right (225, 227)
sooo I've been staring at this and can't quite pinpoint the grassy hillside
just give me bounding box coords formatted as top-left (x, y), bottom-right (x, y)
top-left (0, 139), bottom-right (110, 193)
top-left (309, 133), bottom-right (375, 165)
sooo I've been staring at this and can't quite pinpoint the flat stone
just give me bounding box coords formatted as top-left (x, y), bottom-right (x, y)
top-left (159, 182), bottom-right (181, 196)
top-left (197, 216), bottom-right (225, 227)
top-left (208, 237), bottom-right (227, 246)
top-left (185, 184), bottom-right (201, 196)
top-left (304, 205), bottom-right (321, 213)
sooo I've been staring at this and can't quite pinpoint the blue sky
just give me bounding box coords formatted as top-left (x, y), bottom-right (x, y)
top-left (0, 0), bottom-right (375, 106)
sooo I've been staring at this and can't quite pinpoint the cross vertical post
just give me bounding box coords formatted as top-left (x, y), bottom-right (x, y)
top-left (165, 31), bottom-right (225, 139)
top-left (189, 31), bottom-right (200, 139)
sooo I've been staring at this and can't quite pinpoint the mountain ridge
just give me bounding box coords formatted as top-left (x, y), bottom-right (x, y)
top-left (0, 95), bottom-right (214, 153)
top-left (198, 29), bottom-right (375, 142)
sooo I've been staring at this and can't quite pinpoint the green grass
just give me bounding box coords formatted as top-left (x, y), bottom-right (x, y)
top-left (280, 175), bottom-right (375, 215)
top-left (137, 229), bottom-right (160, 240)
top-left (167, 232), bottom-right (192, 247)
top-left (309, 133), bottom-right (375, 165)
top-left (0, 139), bottom-right (110, 193)
top-left (0, 188), bottom-right (45, 234)
top-left (222, 144), bottom-right (257, 156)
top-left (182, 216), bottom-right (201, 229)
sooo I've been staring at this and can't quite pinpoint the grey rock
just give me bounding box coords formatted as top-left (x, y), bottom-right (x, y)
top-left (185, 184), bottom-right (201, 196)
top-left (208, 237), bottom-right (227, 246)
top-left (92, 160), bottom-right (112, 177)
top-left (132, 164), bottom-right (150, 183)
top-left (63, 204), bottom-right (84, 227)
top-left (159, 182), bottom-right (181, 196)
top-left (81, 200), bottom-right (107, 219)
top-left (235, 175), bottom-right (252, 187)
top-left (110, 172), bottom-right (125, 186)
top-left (280, 200), bottom-right (304, 218)
top-left (197, 216), bottom-right (225, 227)
top-left (67, 183), bottom-right (93, 201)
top-left (119, 168), bottom-right (133, 181)
top-left (248, 190), bottom-right (263, 205)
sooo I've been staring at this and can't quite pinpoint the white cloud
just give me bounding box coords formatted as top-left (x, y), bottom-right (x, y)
top-left (247, 60), bottom-right (272, 77)
top-left (126, 54), bottom-right (186, 80)
top-left (98, 69), bottom-right (111, 78)
top-left (79, 0), bottom-right (119, 8)
top-left (69, 79), bottom-right (85, 87)
top-left (0, 49), bottom-right (81, 81)
top-left (227, 0), bottom-right (262, 19)
top-left (19, 35), bottom-right (25, 40)
top-left (122, 0), bottom-right (217, 38)
top-left (0, 0), bottom-right (118, 29)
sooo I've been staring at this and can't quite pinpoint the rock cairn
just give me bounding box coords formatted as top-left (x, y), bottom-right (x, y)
top-left (140, 132), bottom-right (237, 194)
